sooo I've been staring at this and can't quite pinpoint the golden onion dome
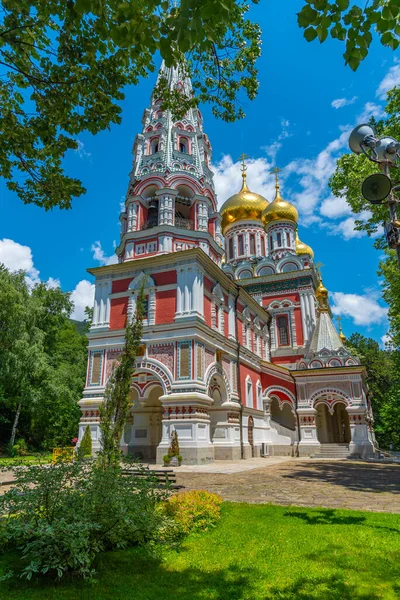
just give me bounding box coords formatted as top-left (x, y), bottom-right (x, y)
top-left (339, 330), bottom-right (347, 343)
top-left (295, 231), bottom-right (314, 258)
top-left (262, 183), bottom-right (298, 227)
top-left (220, 172), bottom-right (269, 234)
top-left (315, 277), bottom-right (329, 312)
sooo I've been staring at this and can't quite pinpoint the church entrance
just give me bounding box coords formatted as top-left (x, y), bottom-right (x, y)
top-left (124, 383), bottom-right (163, 462)
top-left (316, 402), bottom-right (350, 444)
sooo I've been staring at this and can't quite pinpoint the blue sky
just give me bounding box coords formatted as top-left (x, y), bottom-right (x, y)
top-left (1, 1), bottom-right (398, 344)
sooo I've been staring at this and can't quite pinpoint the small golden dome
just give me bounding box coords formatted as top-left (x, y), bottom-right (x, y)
top-left (315, 280), bottom-right (328, 299)
top-left (295, 231), bottom-right (314, 258)
top-left (339, 331), bottom-right (347, 343)
top-left (262, 183), bottom-right (298, 227)
top-left (220, 172), bottom-right (269, 234)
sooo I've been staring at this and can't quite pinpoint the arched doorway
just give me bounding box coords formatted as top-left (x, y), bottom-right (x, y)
top-left (248, 416), bottom-right (254, 457)
top-left (124, 383), bottom-right (163, 461)
top-left (316, 402), bottom-right (350, 444)
top-left (269, 397), bottom-right (297, 442)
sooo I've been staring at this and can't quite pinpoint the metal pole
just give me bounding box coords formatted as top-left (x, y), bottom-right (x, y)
top-left (383, 162), bottom-right (400, 270)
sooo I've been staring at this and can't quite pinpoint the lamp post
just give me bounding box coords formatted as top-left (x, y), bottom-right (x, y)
top-left (349, 124), bottom-right (400, 269)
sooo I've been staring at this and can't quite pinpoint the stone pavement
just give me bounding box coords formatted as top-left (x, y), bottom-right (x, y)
top-left (174, 458), bottom-right (400, 513)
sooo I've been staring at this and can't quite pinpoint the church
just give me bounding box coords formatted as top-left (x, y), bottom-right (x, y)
top-left (78, 63), bottom-right (376, 463)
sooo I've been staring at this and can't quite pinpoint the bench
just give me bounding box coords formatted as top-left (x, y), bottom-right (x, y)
top-left (120, 468), bottom-right (183, 489)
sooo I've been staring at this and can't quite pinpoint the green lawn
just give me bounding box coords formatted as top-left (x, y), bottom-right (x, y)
top-left (1, 503), bottom-right (399, 600)
top-left (0, 454), bottom-right (52, 466)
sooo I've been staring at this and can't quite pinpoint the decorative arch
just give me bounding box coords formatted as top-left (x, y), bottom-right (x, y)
top-left (128, 271), bottom-right (155, 291)
top-left (212, 283), bottom-right (224, 303)
top-left (205, 363), bottom-right (231, 398)
top-left (237, 269), bottom-right (253, 280)
top-left (263, 385), bottom-right (296, 407)
top-left (276, 256), bottom-right (302, 273)
top-left (134, 358), bottom-right (173, 394)
top-left (310, 388), bottom-right (351, 411)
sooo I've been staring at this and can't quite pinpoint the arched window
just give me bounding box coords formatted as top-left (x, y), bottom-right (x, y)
top-left (179, 138), bottom-right (188, 153)
top-left (270, 236), bottom-right (274, 250)
top-left (228, 237), bottom-right (234, 259)
top-left (257, 382), bottom-right (263, 410)
top-left (277, 232), bottom-right (282, 247)
top-left (151, 139), bottom-right (159, 154)
top-left (238, 235), bottom-right (244, 256)
top-left (246, 377), bottom-right (253, 408)
top-left (249, 234), bottom-right (256, 255)
top-left (286, 232), bottom-right (291, 246)
top-left (258, 266), bottom-right (274, 277)
top-left (277, 315), bottom-right (289, 346)
top-left (281, 262), bottom-right (298, 273)
top-left (239, 270), bottom-right (252, 279)
top-left (261, 236), bottom-right (266, 256)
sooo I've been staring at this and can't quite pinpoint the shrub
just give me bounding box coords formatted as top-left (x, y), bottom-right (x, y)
top-left (0, 459), bottom-right (170, 580)
top-left (13, 439), bottom-right (28, 456)
top-left (164, 490), bottom-right (223, 534)
top-left (163, 455), bottom-right (171, 464)
top-left (78, 425), bottom-right (92, 458)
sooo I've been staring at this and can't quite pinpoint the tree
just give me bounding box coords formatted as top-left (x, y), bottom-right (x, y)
top-left (99, 287), bottom-right (145, 466)
top-left (329, 87), bottom-right (400, 351)
top-left (0, 266), bottom-right (87, 451)
top-left (346, 333), bottom-right (400, 449)
top-left (0, 0), bottom-right (261, 210)
top-left (79, 425), bottom-right (93, 458)
top-left (298, 0), bottom-right (400, 71)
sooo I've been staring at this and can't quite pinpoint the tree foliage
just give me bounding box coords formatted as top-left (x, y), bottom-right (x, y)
top-left (0, 265), bottom-right (88, 451)
top-left (298, 1), bottom-right (400, 71)
top-left (99, 287), bottom-right (145, 466)
top-left (0, 0), bottom-right (261, 210)
top-left (346, 333), bottom-right (400, 449)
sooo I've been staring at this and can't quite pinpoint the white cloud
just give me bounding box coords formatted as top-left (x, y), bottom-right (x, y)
top-left (358, 101), bottom-right (385, 122)
top-left (75, 140), bottom-right (92, 160)
top-left (376, 61), bottom-right (400, 100)
top-left (0, 238), bottom-right (41, 286)
top-left (91, 241), bottom-right (118, 266)
top-left (213, 155), bottom-right (276, 207)
top-left (320, 194), bottom-right (352, 219)
top-left (46, 277), bottom-right (61, 289)
top-left (331, 96), bottom-right (357, 109)
top-left (70, 280), bottom-right (95, 321)
top-left (330, 291), bottom-right (388, 326)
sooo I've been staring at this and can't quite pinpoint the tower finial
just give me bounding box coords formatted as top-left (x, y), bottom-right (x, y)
top-left (238, 152), bottom-right (250, 192)
top-left (270, 166), bottom-right (281, 191)
top-left (315, 261), bottom-right (324, 281)
top-left (336, 315), bottom-right (347, 343)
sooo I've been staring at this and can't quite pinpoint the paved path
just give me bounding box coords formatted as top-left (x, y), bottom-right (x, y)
top-left (175, 458), bottom-right (400, 513)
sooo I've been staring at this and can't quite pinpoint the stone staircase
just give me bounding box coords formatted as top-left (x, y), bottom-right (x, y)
top-left (312, 443), bottom-right (354, 459)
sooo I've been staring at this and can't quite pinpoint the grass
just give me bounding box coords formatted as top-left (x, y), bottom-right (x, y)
top-left (0, 503), bottom-right (400, 599)
top-left (0, 454), bottom-right (53, 466)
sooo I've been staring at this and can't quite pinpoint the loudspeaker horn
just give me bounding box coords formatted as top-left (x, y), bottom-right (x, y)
top-left (349, 124), bottom-right (376, 154)
top-left (361, 173), bottom-right (391, 204)
top-left (375, 136), bottom-right (399, 163)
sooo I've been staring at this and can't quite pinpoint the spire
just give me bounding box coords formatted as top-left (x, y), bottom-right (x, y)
top-left (270, 166), bottom-right (282, 199)
top-left (337, 316), bottom-right (347, 343)
top-left (239, 152), bottom-right (250, 192)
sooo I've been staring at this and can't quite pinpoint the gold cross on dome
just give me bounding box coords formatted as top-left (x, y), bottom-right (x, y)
top-left (315, 261), bottom-right (324, 279)
top-left (270, 166), bottom-right (281, 185)
top-left (238, 153), bottom-right (249, 173)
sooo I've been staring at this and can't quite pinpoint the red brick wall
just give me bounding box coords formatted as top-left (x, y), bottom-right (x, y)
top-left (156, 290), bottom-right (176, 324)
top-left (294, 307), bottom-right (304, 346)
top-left (112, 278), bottom-right (132, 294)
top-left (110, 297), bottom-right (128, 329)
top-left (204, 295), bottom-right (212, 327)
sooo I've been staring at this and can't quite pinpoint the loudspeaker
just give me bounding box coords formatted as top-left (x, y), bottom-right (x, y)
top-left (361, 173), bottom-right (391, 204)
top-left (375, 137), bottom-right (400, 163)
top-left (349, 124), bottom-right (376, 154)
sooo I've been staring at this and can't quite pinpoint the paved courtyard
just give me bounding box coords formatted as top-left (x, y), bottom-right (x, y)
top-left (175, 458), bottom-right (400, 513)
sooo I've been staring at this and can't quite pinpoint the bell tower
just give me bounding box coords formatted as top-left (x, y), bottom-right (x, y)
top-left (116, 62), bottom-right (223, 264)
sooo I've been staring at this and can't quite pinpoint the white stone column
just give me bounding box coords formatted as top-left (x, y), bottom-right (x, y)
top-left (104, 281), bottom-right (112, 327)
top-left (198, 201), bottom-right (208, 232)
top-left (228, 295), bottom-right (235, 340)
top-left (148, 290), bottom-right (156, 325)
top-left (127, 201), bottom-right (138, 232)
top-left (300, 293), bottom-right (308, 344)
top-left (176, 267), bottom-right (204, 320)
top-left (127, 294), bottom-right (136, 323)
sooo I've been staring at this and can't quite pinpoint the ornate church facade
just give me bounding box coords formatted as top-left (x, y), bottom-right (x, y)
top-left (78, 64), bottom-right (376, 463)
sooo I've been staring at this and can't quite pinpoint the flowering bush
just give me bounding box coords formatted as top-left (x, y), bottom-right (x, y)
top-left (164, 490), bottom-right (223, 534)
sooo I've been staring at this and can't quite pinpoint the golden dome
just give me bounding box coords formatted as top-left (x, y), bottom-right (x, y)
top-left (295, 231), bottom-right (314, 258)
top-left (315, 277), bottom-right (329, 312)
top-left (339, 330), bottom-right (347, 343)
top-left (262, 183), bottom-right (298, 227)
top-left (220, 172), bottom-right (269, 234)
